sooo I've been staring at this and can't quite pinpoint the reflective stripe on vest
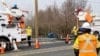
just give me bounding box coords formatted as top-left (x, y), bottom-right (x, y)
top-left (80, 50), bottom-right (96, 53)
top-left (80, 36), bottom-right (96, 53)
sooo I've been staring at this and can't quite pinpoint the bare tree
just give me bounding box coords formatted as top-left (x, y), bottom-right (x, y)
top-left (60, 0), bottom-right (87, 35)
top-left (32, 0), bottom-right (87, 37)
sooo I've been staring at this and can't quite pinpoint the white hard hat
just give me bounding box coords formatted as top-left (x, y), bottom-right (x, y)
top-left (78, 22), bottom-right (91, 34)
top-left (81, 22), bottom-right (91, 29)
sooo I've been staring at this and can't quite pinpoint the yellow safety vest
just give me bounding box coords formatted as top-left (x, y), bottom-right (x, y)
top-left (26, 28), bottom-right (32, 36)
top-left (73, 33), bottom-right (99, 56)
top-left (94, 35), bottom-right (100, 48)
top-left (98, 40), bottom-right (100, 48)
top-left (71, 26), bottom-right (78, 35)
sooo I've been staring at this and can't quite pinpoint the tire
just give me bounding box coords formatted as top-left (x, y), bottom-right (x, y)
top-left (0, 38), bottom-right (13, 51)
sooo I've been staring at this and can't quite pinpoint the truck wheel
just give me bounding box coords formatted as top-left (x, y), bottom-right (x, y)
top-left (0, 38), bottom-right (13, 51)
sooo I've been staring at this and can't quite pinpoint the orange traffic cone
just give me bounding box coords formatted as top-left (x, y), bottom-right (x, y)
top-left (0, 47), bottom-right (5, 54)
top-left (65, 34), bottom-right (70, 44)
top-left (34, 39), bottom-right (40, 49)
top-left (0, 42), bottom-right (5, 54)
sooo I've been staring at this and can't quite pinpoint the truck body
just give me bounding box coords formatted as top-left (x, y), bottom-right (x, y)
top-left (0, 8), bottom-right (28, 50)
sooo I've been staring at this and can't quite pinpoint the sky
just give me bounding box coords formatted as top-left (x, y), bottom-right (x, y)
top-left (0, 0), bottom-right (65, 14)
top-left (86, 0), bottom-right (100, 16)
top-left (0, 0), bottom-right (100, 16)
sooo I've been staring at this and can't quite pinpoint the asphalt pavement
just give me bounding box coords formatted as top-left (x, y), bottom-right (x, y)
top-left (0, 38), bottom-right (100, 56)
top-left (25, 49), bottom-right (74, 56)
top-left (2, 45), bottom-right (73, 56)
top-left (0, 38), bottom-right (73, 56)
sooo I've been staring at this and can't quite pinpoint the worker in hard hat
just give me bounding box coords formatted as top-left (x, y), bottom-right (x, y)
top-left (93, 31), bottom-right (100, 55)
top-left (98, 34), bottom-right (100, 55)
top-left (11, 4), bottom-right (22, 21)
top-left (26, 26), bottom-right (32, 47)
top-left (71, 26), bottom-right (78, 42)
top-left (72, 26), bottom-right (78, 36)
top-left (73, 22), bottom-right (99, 56)
top-left (11, 4), bottom-right (19, 9)
top-left (19, 15), bottom-right (25, 29)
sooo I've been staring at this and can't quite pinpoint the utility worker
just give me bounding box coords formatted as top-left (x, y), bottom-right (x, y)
top-left (11, 4), bottom-right (19, 9)
top-left (73, 22), bottom-right (99, 56)
top-left (72, 26), bottom-right (78, 36)
top-left (26, 26), bottom-right (32, 47)
top-left (73, 28), bottom-right (85, 56)
top-left (93, 31), bottom-right (100, 55)
top-left (7, 14), bottom-right (13, 24)
top-left (19, 21), bottom-right (25, 29)
top-left (19, 15), bottom-right (25, 29)
top-left (98, 34), bottom-right (100, 55)
top-left (71, 26), bottom-right (78, 42)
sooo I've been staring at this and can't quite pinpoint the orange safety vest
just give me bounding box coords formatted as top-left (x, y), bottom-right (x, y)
top-left (7, 14), bottom-right (13, 22)
top-left (19, 22), bottom-right (25, 29)
top-left (19, 18), bottom-right (25, 29)
top-left (78, 34), bottom-right (97, 56)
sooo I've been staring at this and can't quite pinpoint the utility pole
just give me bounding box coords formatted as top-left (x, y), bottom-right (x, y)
top-left (34, 0), bottom-right (39, 38)
top-left (76, 17), bottom-right (79, 29)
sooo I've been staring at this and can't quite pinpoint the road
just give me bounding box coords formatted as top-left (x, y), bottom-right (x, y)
top-left (23, 46), bottom-right (74, 56)
top-left (1, 39), bottom-right (100, 56)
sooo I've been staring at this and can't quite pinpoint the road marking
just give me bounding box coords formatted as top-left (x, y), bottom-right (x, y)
top-left (3, 45), bottom-right (73, 56)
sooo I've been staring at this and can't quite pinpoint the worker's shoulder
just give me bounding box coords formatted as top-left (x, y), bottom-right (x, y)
top-left (77, 34), bottom-right (84, 38)
top-left (78, 33), bottom-right (95, 37)
top-left (88, 34), bottom-right (95, 37)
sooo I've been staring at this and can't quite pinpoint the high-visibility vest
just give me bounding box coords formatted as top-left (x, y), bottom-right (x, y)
top-left (94, 35), bottom-right (100, 48)
top-left (71, 26), bottom-right (78, 35)
top-left (19, 22), bottom-right (25, 29)
top-left (19, 18), bottom-right (25, 29)
top-left (98, 41), bottom-right (100, 48)
top-left (26, 28), bottom-right (32, 36)
top-left (7, 14), bottom-right (13, 21)
top-left (73, 38), bottom-right (79, 49)
top-left (73, 33), bottom-right (98, 56)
